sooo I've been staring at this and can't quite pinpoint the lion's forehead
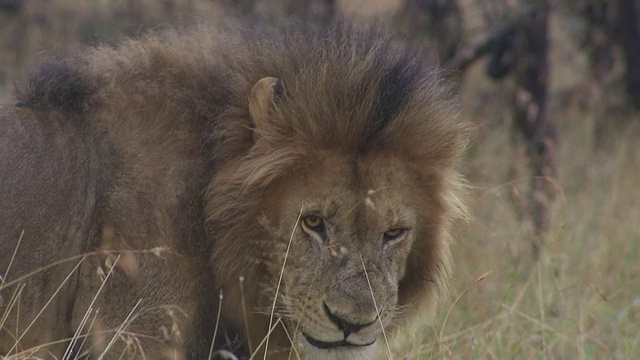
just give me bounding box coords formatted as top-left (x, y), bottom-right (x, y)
top-left (300, 150), bottom-right (415, 199)
top-left (318, 161), bottom-right (413, 199)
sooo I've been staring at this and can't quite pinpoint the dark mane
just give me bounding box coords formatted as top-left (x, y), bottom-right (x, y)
top-left (15, 59), bottom-right (95, 111)
top-left (228, 23), bottom-right (452, 151)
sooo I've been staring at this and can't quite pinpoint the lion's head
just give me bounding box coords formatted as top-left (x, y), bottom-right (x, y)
top-left (204, 25), bottom-right (470, 359)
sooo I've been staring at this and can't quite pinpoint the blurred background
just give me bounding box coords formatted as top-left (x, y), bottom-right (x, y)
top-left (1, 0), bottom-right (638, 358)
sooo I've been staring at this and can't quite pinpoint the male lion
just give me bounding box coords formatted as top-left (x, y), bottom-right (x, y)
top-left (0, 22), bottom-right (470, 359)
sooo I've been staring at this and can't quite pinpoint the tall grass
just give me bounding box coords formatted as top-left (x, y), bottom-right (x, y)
top-left (386, 43), bottom-right (640, 360)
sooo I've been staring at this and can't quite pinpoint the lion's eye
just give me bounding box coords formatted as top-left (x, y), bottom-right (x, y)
top-left (302, 215), bottom-right (325, 233)
top-left (382, 228), bottom-right (406, 244)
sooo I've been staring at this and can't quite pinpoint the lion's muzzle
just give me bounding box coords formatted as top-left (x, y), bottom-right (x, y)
top-left (322, 302), bottom-right (377, 339)
top-left (300, 302), bottom-right (379, 350)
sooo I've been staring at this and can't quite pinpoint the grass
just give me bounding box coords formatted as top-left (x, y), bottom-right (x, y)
top-left (385, 47), bottom-right (640, 358)
top-left (388, 126), bottom-right (639, 357)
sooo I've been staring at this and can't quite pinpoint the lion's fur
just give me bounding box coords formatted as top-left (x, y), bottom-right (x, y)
top-left (0, 22), bottom-right (470, 359)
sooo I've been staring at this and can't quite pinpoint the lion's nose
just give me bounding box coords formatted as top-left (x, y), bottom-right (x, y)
top-left (323, 302), bottom-right (377, 338)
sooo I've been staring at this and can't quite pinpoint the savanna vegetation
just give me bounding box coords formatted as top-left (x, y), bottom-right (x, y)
top-left (0, 0), bottom-right (638, 358)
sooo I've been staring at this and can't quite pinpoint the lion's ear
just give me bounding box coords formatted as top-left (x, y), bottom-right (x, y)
top-left (249, 77), bottom-right (281, 136)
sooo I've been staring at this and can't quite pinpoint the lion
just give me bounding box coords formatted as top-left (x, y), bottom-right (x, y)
top-left (0, 21), bottom-right (470, 359)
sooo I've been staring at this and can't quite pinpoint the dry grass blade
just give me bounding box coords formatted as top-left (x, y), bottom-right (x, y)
top-left (1, 248), bottom-right (165, 291)
top-left (1, 230), bottom-right (24, 289)
top-left (71, 309), bottom-right (100, 359)
top-left (7, 255), bottom-right (87, 355)
top-left (64, 254), bottom-right (122, 359)
top-left (536, 261), bottom-right (547, 359)
top-left (63, 304), bottom-right (92, 360)
top-left (0, 282), bottom-right (25, 339)
top-left (98, 298), bottom-right (143, 359)
top-left (359, 255), bottom-right (392, 360)
top-left (250, 318), bottom-right (283, 360)
top-left (278, 321), bottom-right (301, 360)
top-left (239, 276), bottom-right (253, 354)
top-left (287, 261), bottom-right (321, 360)
top-left (262, 206), bottom-right (303, 360)
top-left (438, 270), bottom-right (493, 344)
top-left (208, 290), bottom-right (224, 360)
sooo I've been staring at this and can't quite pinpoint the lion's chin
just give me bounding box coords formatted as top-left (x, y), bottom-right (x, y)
top-left (296, 333), bottom-right (379, 360)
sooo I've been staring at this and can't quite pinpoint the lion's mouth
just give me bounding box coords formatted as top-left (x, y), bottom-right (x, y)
top-left (302, 332), bottom-right (376, 349)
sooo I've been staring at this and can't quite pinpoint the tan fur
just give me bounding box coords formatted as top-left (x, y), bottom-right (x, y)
top-left (0, 22), bottom-right (470, 359)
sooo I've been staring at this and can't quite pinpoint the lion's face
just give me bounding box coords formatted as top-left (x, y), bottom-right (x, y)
top-left (208, 74), bottom-right (464, 359)
top-left (261, 149), bottom-right (431, 359)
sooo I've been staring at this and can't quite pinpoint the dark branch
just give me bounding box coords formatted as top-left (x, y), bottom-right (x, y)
top-left (442, 6), bottom-right (535, 72)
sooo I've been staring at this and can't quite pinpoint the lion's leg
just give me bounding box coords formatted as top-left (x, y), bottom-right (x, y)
top-left (0, 266), bottom-right (78, 358)
top-left (70, 251), bottom-right (212, 359)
